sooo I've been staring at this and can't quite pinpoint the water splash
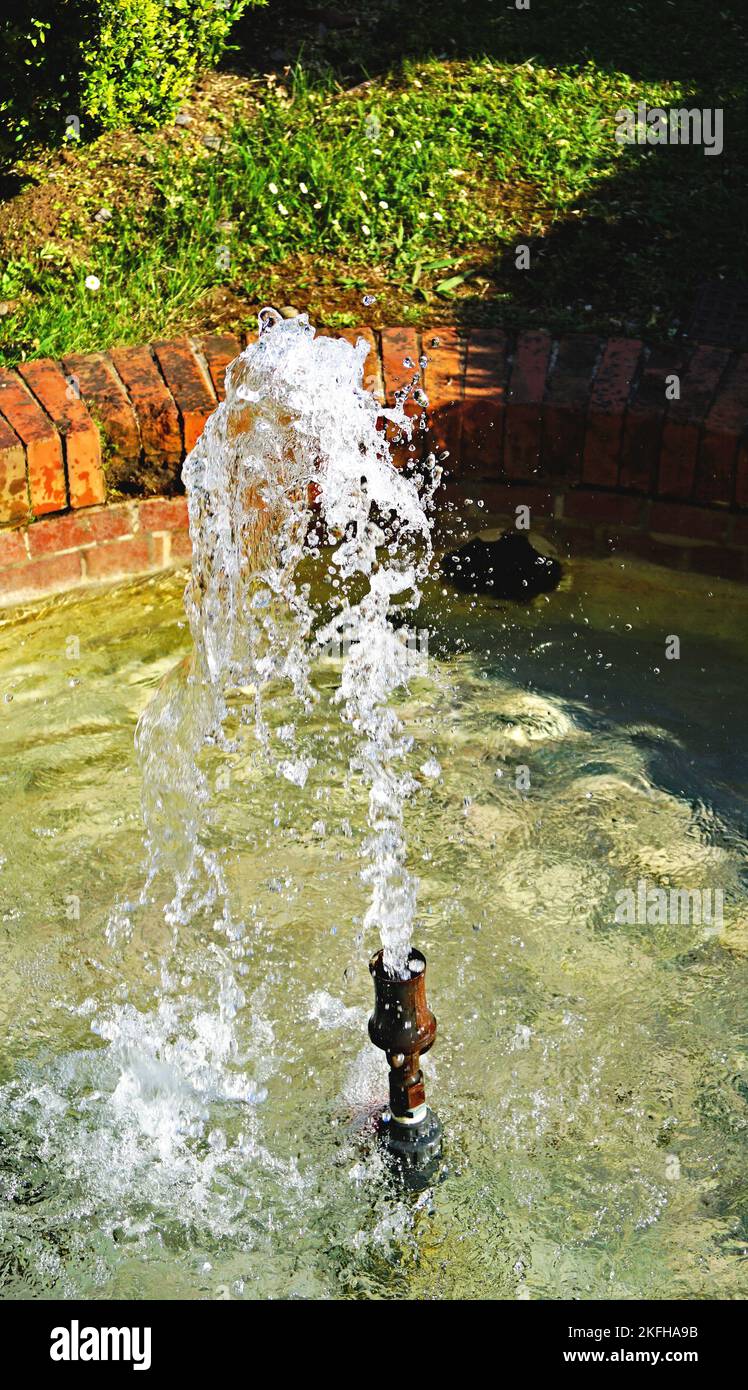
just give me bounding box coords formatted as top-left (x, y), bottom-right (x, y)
top-left (136, 310), bottom-right (438, 986)
top-left (58, 310), bottom-right (442, 1247)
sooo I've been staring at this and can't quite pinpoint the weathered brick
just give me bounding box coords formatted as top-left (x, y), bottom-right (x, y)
top-left (619, 348), bottom-right (687, 493)
top-left (648, 501), bottom-right (728, 543)
top-left (503, 331), bottom-right (552, 479)
top-left (148, 533), bottom-right (168, 567)
top-left (442, 481), bottom-right (553, 524)
top-left (0, 368), bottom-right (66, 515)
top-left (421, 326), bottom-right (464, 471)
top-left (26, 504), bottom-right (133, 559)
top-left (381, 326), bottom-right (420, 404)
top-left (138, 497), bottom-right (189, 532)
top-left (542, 335), bottom-right (601, 481)
top-left (63, 351), bottom-right (141, 484)
top-left (380, 327), bottom-right (423, 466)
top-left (0, 527), bottom-right (28, 566)
top-left (152, 339), bottom-right (216, 452)
top-left (657, 345), bottom-right (729, 499)
top-left (0, 412), bottom-right (28, 524)
top-left (0, 550), bottom-right (82, 597)
top-left (170, 529), bottom-right (193, 562)
top-left (18, 358), bottom-right (105, 509)
top-left (148, 528), bottom-right (190, 567)
top-left (582, 338), bottom-right (642, 487)
top-left (193, 333), bottom-right (242, 401)
top-left (84, 535), bottom-right (152, 579)
top-left (697, 353), bottom-right (748, 505)
top-left (110, 345), bottom-right (182, 479)
top-left (460, 329), bottom-right (509, 478)
top-left (476, 481), bottom-right (553, 519)
top-left (564, 489), bottom-right (643, 527)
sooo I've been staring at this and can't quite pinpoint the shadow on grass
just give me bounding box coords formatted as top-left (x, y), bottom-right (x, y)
top-left (230, 0), bottom-right (748, 341)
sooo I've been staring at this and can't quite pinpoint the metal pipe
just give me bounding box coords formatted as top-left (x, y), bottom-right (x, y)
top-left (368, 948), bottom-right (442, 1180)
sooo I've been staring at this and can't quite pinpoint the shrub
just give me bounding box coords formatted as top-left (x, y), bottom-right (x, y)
top-left (0, 0), bottom-right (262, 169)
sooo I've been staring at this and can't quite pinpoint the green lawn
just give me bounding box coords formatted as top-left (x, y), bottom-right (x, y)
top-left (1, 0), bottom-right (746, 365)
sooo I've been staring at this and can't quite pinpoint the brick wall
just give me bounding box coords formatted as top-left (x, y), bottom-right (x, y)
top-left (0, 497), bottom-right (189, 605)
top-left (1, 325), bottom-right (747, 603)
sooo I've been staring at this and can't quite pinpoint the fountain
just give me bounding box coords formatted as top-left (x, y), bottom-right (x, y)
top-left (2, 395), bottom-right (747, 1295)
top-left (134, 307), bottom-right (444, 1173)
top-left (6, 297), bottom-right (744, 1298)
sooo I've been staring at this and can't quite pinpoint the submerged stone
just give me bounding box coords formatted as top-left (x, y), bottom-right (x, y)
top-left (441, 531), bottom-right (562, 601)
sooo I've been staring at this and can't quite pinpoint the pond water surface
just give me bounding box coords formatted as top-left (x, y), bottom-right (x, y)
top-left (0, 555), bottom-right (746, 1300)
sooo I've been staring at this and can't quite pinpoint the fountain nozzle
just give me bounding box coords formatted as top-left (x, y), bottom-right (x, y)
top-left (368, 948), bottom-right (442, 1180)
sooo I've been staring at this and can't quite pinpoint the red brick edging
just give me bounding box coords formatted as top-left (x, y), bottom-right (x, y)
top-left (0, 497), bottom-right (190, 605)
top-left (1, 324), bottom-right (748, 603)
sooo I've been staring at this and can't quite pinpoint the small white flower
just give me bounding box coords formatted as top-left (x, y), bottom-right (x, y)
top-left (413, 139), bottom-right (422, 151)
top-left (277, 202), bottom-right (289, 216)
top-left (379, 199), bottom-right (389, 209)
top-left (433, 211), bottom-right (444, 221)
top-left (359, 189), bottom-right (368, 202)
top-left (299, 181), bottom-right (308, 193)
top-left (268, 181), bottom-right (278, 195)
top-left (313, 201), bottom-right (322, 209)
top-left (361, 223), bottom-right (371, 236)
top-left (84, 275), bottom-right (100, 291)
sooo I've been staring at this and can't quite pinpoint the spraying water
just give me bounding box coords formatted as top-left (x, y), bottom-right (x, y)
top-left (135, 310), bottom-right (439, 994)
top-left (0, 312), bottom-right (444, 1280)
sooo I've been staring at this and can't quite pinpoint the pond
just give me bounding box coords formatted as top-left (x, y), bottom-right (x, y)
top-left (1, 554), bottom-right (746, 1300)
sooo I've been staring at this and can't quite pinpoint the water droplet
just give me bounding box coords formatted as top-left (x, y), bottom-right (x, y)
top-left (258, 305), bottom-right (283, 334)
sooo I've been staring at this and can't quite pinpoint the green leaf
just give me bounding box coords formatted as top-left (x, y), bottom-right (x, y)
top-left (435, 274), bottom-right (467, 294)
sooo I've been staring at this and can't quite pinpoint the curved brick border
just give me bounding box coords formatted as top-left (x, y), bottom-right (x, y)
top-left (1, 324), bottom-right (748, 603)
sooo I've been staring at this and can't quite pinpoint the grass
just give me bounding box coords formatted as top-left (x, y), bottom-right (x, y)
top-left (1, 0), bottom-right (747, 365)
